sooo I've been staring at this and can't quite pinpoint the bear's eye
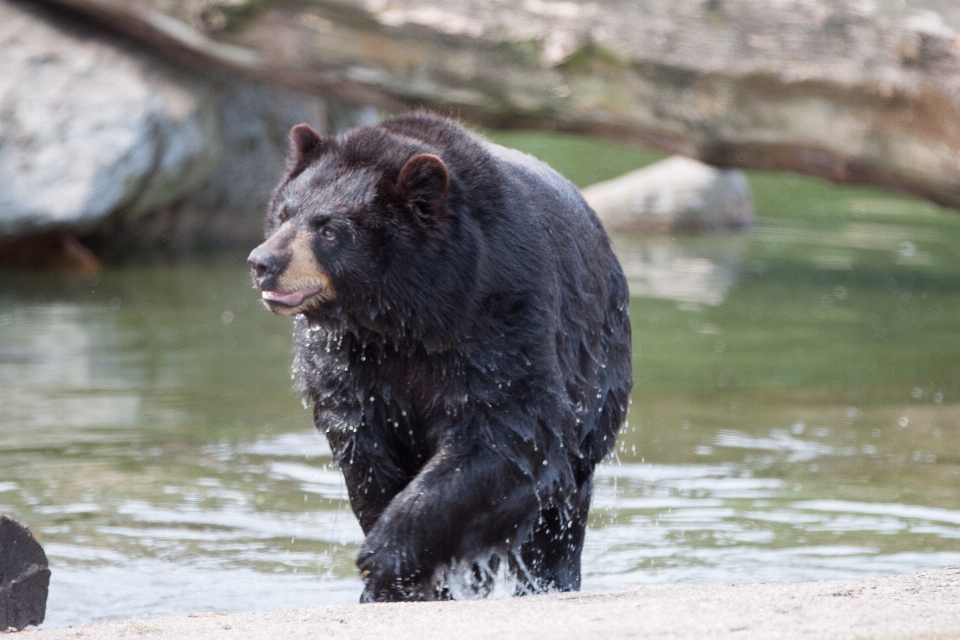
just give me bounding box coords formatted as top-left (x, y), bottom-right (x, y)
top-left (310, 217), bottom-right (336, 241)
top-left (278, 205), bottom-right (291, 223)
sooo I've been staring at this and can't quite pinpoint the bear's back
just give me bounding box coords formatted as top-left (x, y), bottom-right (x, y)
top-left (381, 114), bottom-right (630, 443)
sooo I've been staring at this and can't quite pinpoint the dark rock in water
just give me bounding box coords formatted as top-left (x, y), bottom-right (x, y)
top-left (0, 515), bottom-right (50, 631)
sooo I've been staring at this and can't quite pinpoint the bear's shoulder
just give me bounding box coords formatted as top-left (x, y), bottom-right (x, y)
top-left (478, 140), bottom-right (563, 187)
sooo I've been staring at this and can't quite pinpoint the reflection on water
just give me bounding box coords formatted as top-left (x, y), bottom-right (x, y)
top-left (614, 235), bottom-right (747, 307)
top-left (2, 186), bottom-right (960, 627)
top-left (587, 464), bottom-right (960, 590)
top-left (0, 303), bottom-right (140, 436)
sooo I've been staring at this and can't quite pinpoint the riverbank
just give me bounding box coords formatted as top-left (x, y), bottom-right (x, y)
top-left (18, 567), bottom-right (960, 640)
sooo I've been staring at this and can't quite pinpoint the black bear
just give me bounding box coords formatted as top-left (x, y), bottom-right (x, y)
top-left (248, 113), bottom-right (632, 602)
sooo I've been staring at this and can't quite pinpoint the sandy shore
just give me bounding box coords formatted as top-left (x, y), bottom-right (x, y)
top-left (17, 567), bottom-right (960, 640)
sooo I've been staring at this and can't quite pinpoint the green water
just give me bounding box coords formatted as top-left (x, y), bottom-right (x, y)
top-left (2, 133), bottom-right (960, 626)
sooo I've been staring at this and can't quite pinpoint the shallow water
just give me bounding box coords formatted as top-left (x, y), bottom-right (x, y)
top-left (2, 141), bottom-right (960, 626)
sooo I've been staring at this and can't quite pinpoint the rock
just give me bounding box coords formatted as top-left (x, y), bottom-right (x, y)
top-left (34, 0), bottom-right (960, 210)
top-left (0, 0), bottom-right (344, 260)
top-left (582, 157), bottom-right (754, 234)
top-left (0, 0), bottom-right (220, 240)
top-left (86, 77), bottom-right (332, 253)
top-left (0, 515), bottom-right (50, 631)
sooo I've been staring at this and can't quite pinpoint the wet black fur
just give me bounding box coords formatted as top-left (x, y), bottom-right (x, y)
top-left (256, 113), bottom-right (632, 602)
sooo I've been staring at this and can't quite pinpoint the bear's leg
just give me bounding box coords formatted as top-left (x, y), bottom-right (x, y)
top-left (356, 436), bottom-right (552, 602)
top-left (323, 418), bottom-right (412, 535)
top-left (516, 476), bottom-right (593, 593)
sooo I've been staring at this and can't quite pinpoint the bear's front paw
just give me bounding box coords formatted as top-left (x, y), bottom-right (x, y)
top-left (357, 541), bottom-right (431, 602)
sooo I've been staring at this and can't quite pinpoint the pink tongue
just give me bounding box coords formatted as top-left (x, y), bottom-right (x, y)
top-left (262, 285), bottom-right (322, 307)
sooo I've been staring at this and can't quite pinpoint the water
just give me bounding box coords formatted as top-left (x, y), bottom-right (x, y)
top-left (2, 135), bottom-right (960, 626)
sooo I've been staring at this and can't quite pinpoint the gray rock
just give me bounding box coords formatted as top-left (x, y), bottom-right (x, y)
top-left (581, 156), bottom-right (755, 234)
top-left (104, 78), bottom-right (330, 251)
top-left (0, 515), bottom-right (50, 631)
top-left (0, 0), bottom-right (344, 255)
top-left (0, 0), bottom-right (219, 239)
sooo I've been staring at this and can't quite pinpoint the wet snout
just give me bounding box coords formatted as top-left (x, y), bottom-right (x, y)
top-left (247, 226), bottom-right (333, 315)
top-left (247, 233), bottom-right (291, 292)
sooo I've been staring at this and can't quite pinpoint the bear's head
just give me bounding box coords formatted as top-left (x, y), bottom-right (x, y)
top-left (247, 123), bottom-right (453, 321)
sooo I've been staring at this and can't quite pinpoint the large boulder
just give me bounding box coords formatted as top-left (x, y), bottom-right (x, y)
top-left (0, 0), bottom-right (220, 239)
top-left (87, 79), bottom-right (338, 253)
top-left (0, 515), bottom-right (50, 631)
top-left (582, 156), bottom-right (754, 234)
top-left (0, 0), bottom-right (340, 261)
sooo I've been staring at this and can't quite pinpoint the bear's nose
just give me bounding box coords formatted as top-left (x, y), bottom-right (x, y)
top-left (247, 246), bottom-right (281, 284)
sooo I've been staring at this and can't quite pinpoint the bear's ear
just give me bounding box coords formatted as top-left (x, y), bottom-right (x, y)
top-left (288, 123), bottom-right (328, 168)
top-left (398, 153), bottom-right (450, 215)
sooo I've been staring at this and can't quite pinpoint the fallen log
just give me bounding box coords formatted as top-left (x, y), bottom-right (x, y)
top-left (34, 0), bottom-right (960, 210)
